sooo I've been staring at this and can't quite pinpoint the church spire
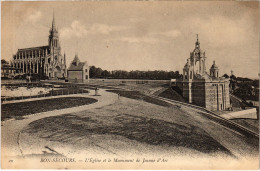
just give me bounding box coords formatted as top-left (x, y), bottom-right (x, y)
top-left (195, 34), bottom-right (200, 48)
top-left (49, 11), bottom-right (60, 48)
top-left (51, 10), bottom-right (56, 31)
top-left (50, 9), bottom-right (58, 33)
top-left (64, 52), bottom-right (66, 66)
top-left (72, 52), bottom-right (80, 66)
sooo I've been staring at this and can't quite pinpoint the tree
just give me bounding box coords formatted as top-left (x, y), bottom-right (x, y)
top-left (89, 65), bottom-right (183, 80)
top-left (252, 79), bottom-right (259, 88)
top-left (101, 70), bottom-right (110, 78)
top-left (95, 67), bottom-right (103, 78)
top-left (222, 73), bottom-right (229, 78)
top-left (230, 74), bottom-right (237, 82)
top-left (89, 66), bottom-right (96, 78)
top-left (1, 59), bottom-right (7, 65)
top-left (248, 101), bottom-right (253, 107)
top-left (230, 74), bottom-right (237, 92)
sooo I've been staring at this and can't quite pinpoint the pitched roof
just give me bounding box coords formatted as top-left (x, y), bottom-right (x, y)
top-left (16, 46), bottom-right (50, 56)
top-left (72, 55), bottom-right (80, 64)
top-left (68, 62), bottom-right (86, 70)
top-left (68, 55), bottom-right (87, 70)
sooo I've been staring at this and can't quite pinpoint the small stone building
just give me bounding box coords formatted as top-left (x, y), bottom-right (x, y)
top-left (67, 54), bottom-right (89, 83)
top-left (176, 36), bottom-right (230, 111)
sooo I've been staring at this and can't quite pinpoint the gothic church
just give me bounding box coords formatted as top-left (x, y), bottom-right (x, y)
top-left (11, 15), bottom-right (67, 79)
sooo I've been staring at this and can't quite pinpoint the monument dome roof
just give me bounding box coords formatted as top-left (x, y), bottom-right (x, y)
top-left (210, 60), bottom-right (219, 69)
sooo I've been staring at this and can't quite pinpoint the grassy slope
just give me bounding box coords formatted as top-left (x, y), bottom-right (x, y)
top-left (23, 97), bottom-right (258, 158)
top-left (106, 90), bottom-right (171, 107)
top-left (1, 87), bottom-right (89, 102)
top-left (158, 87), bottom-right (187, 102)
top-left (1, 97), bottom-right (97, 121)
top-left (230, 119), bottom-right (259, 134)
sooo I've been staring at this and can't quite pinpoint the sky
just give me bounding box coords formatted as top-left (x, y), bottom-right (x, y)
top-left (2, 1), bottom-right (259, 79)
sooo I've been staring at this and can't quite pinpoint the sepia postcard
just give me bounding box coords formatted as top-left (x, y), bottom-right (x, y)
top-left (1, 1), bottom-right (259, 170)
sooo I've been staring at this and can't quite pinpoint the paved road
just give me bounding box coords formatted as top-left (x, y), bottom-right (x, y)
top-left (1, 89), bottom-right (118, 158)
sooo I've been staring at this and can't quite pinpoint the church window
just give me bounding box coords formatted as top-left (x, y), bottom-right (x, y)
top-left (85, 75), bottom-right (88, 79)
top-left (85, 69), bottom-right (88, 72)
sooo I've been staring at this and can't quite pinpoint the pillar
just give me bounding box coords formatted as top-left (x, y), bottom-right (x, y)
top-left (29, 61), bottom-right (31, 74)
top-left (25, 52), bottom-right (27, 73)
top-left (23, 61), bottom-right (25, 73)
top-left (32, 51), bottom-right (34, 73)
top-left (23, 63), bottom-right (25, 73)
top-left (188, 81), bottom-right (192, 103)
top-left (46, 65), bottom-right (49, 77)
top-left (37, 61), bottom-right (39, 74)
top-left (26, 61), bottom-right (27, 74)
top-left (22, 52), bottom-right (24, 73)
top-left (216, 84), bottom-right (219, 110)
top-left (33, 62), bottom-right (35, 73)
top-left (223, 84), bottom-right (225, 110)
top-left (18, 62), bottom-right (20, 73)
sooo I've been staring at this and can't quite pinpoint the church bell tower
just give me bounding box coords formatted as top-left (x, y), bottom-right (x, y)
top-left (48, 12), bottom-right (60, 56)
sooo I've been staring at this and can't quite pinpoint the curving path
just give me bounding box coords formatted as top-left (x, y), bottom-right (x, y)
top-left (1, 89), bottom-right (118, 158)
